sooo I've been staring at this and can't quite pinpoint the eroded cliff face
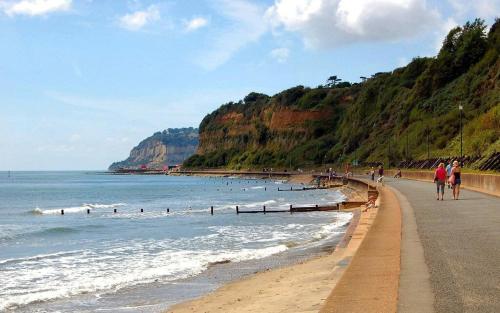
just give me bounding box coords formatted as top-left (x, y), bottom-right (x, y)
top-left (186, 88), bottom-right (352, 168)
top-left (197, 107), bottom-right (336, 154)
top-left (109, 128), bottom-right (198, 170)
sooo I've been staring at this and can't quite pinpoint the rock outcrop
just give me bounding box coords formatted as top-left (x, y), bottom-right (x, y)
top-left (109, 128), bottom-right (198, 170)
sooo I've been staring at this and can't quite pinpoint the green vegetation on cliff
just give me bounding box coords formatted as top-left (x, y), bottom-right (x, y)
top-left (185, 19), bottom-right (500, 169)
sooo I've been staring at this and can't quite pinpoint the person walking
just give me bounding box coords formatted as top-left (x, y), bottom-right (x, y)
top-left (394, 168), bottom-right (402, 178)
top-left (434, 163), bottom-right (447, 200)
top-left (377, 165), bottom-right (384, 185)
top-left (446, 161), bottom-right (453, 189)
top-left (370, 167), bottom-right (375, 181)
top-left (450, 160), bottom-right (462, 200)
top-left (345, 163), bottom-right (351, 177)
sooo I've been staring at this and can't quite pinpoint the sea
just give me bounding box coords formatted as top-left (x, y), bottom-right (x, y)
top-left (0, 171), bottom-right (351, 312)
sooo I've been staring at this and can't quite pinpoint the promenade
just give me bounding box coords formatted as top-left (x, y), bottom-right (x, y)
top-left (388, 178), bottom-right (500, 313)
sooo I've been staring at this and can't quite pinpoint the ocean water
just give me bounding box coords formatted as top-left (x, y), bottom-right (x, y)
top-left (0, 171), bottom-right (351, 312)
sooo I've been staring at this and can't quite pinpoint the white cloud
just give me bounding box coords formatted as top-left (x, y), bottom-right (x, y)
top-left (195, 0), bottom-right (269, 70)
top-left (266, 0), bottom-right (443, 49)
top-left (270, 47), bottom-right (290, 63)
top-left (3, 0), bottom-right (71, 16)
top-left (448, 0), bottom-right (500, 20)
top-left (185, 17), bottom-right (209, 32)
top-left (119, 5), bottom-right (160, 31)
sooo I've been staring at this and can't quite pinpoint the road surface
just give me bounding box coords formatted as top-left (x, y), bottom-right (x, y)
top-left (388, 178), bottom-right (500, 313)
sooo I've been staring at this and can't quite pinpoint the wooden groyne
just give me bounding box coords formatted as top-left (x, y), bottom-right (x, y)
top-left (277, 184), bottom-right (344, 191)
top-left (278, 186), bottom-right (327, 191)
top-left (58, 173), bottom-right (378, 216)
top-left (57, 202), bottom-right (376, 215)
top-left (236, 204), bottom-right (341, 214)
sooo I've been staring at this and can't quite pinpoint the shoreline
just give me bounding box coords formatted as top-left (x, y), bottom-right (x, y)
top-left (4, 173), bottom-right (350, 312)
top-left (153, 215), bottom-right (350, 312)
top-left (165, 175), bottom-right (374, 313)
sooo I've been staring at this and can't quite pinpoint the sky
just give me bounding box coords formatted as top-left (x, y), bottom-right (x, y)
top-left (0, 0), bottom-right (498, 170)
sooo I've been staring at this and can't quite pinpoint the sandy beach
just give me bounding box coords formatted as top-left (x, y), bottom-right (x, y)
top-left (166, 177), bottom-right (377, 313)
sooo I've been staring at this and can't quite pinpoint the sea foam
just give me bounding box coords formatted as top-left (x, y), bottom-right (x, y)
top-left (0, 243), bottom-right (287, 311)
top-left (29, 203), bottom-right (126, 215)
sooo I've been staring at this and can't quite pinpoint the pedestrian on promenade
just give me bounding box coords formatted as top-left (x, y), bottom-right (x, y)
top-left (434, 163), bottom-right (447, 200)
top-left (450, 160), bottom-right (462, 200)
top-left (446, 161), bottom-right (453, 189)
top-left (377, 165), bottom-right (384, 185)
top-left (370, 167), bottom-right (375, 181)
top-left (394, 168), bottom-right (402, 178)
top-left (345, 163), bottom-right (351, 177)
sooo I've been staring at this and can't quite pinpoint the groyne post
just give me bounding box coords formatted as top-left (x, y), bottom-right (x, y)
top-left (236, 205), bottom-right (239, 214)
top-left (290, 204), bottom-right (292, 214)
top-left (61, 209), bottom-right (64, 215)
top-left (211, 206), bottom-right (214, 215)
top-left (263, 205), bottom-right (266, 214)
top-left (114, 208), bottom-right (117, 213)
top-left (167, 208), bottom-right (170, 213)
top-left (87, 209), bottom-right (90, 214)
top-left (140, 208), bottom-right (144, 213)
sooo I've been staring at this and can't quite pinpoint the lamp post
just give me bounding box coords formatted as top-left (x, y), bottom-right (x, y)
top-left (459, 104), bottom-right (463, 165)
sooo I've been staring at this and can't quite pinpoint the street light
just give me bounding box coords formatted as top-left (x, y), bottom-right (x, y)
top-left (459, 104), bottom-right (463, 165)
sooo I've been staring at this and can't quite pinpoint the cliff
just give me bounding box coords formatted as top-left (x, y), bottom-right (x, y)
top-left (109, 128), bottom-right (198, 170)
top-left (185, 19), bottom-right (500, 169)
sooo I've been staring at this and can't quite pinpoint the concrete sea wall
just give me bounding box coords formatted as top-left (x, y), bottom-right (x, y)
top-left (386, 170), bottom-right (500, 197)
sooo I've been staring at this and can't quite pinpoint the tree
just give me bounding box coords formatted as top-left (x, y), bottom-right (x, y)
top-left (326, 75), bottom-right (341, 87)
top-left (488, 18), bottom-right (500, 51)
top-left (431, 18), bottom-right (488, 90)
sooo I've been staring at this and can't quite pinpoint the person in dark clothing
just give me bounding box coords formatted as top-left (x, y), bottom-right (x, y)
top-left (376, 165), bottom-right (384, 185)
top-left (394, 168), bottom-right (402, 178)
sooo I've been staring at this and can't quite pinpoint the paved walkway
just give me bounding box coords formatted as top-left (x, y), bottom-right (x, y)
top-left (387, 178), bottom-right (500, 313)
top-left (320, 186), bottom-right (401, 313)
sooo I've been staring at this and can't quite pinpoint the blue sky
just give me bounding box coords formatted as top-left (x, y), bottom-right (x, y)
top-left (0, 0), bottom-right (498, 170)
